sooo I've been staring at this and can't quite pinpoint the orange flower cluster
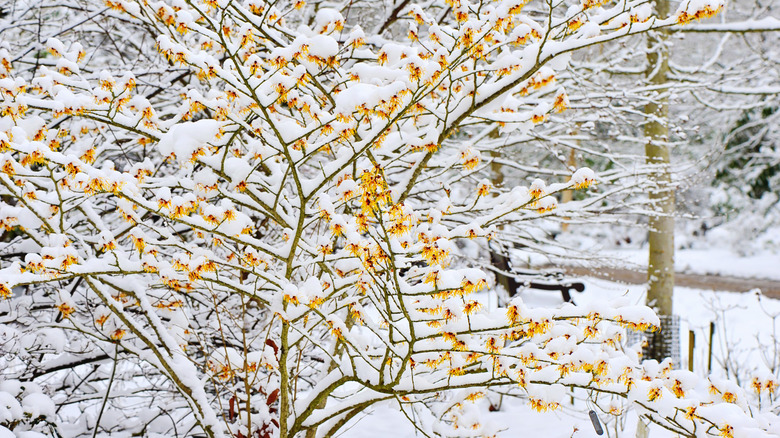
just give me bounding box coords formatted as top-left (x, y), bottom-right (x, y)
top-left (677, 4), bottom-right (723, 25)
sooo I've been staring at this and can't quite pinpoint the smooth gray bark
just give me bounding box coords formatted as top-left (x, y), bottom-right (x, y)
top-left (645, 0), bottom-right (674, 318)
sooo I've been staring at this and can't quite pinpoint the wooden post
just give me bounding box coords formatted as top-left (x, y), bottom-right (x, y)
top-left (688, 330), bottom-right (695, 372)
top-left (708, 321), bottom-right (715, 374)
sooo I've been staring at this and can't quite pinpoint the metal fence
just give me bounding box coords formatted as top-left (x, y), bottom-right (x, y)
top-left (627, 314), bottom-right (681, 367)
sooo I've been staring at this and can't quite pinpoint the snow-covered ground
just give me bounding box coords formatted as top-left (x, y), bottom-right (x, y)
top-left (341, 275), bottom-right (780, 437)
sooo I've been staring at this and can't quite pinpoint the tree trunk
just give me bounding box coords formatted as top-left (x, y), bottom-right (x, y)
top-left (640, 8), bottom-right (676, 438)
top-left (645, 0), bottom-right (674, 320)
top-left (279, 321), bottom-right (291, 438)
top-left (489, 133), bottom-right (519, 297)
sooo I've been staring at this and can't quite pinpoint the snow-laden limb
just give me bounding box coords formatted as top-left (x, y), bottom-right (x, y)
top-left (676, 16), bottom-right (780, 32)
top-left (0, 0), bottom-right (775, 437)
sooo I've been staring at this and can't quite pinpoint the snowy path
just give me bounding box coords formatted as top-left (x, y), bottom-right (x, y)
top-left (561, 266), bottom-right (780, 298)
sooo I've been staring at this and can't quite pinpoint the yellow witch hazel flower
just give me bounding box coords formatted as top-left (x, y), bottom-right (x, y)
top-left (0, 283), bottom-right (12, 299)
top-left (676, 0), bottom-right (725, 25)
top-left (571, 167), bottom-right (596, 190)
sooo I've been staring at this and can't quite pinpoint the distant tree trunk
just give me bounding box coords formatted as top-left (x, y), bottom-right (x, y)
top-left (489, 139), bottom-right (518, 297)
top-left (560, 147), bottom-right (577, 232)
top-left (489, 242), bottom-right (519, 296)
top-left (645, 0), bottom-right (674, 320)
